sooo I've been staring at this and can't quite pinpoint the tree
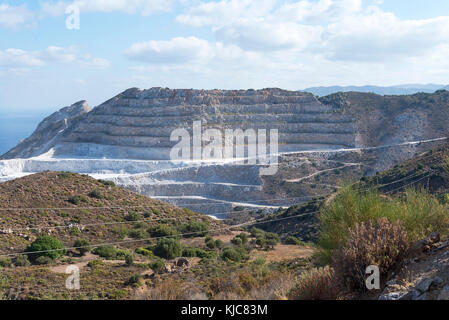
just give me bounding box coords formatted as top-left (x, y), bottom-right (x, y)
top-left (25, 236), bottom-right (66, 262)
top-left (74, 238), bottom-right (91, 255)
top-left (153, 238), bottom-right (182, 260)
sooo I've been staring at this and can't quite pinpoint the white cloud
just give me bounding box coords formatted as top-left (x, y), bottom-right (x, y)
top-left (0, 4), bottom-right (33, 28)
top-left (125, 37), bottom-right (217, 64)
top-left (41, 0), bottom-right (174, 16)
top-left (0, 46), bottom-right (110, 70)
top-left (175, 0), bottom-right (449, 62)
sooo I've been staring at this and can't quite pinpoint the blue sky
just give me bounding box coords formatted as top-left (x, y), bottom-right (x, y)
top-left (1, 0), bottom-right (449, 114)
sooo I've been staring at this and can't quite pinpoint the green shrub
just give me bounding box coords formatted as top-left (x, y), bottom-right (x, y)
top-left (25, 236), bottom-right (66, 262)
top-left (236, 233), bottom-right (249, 244)
top-left (0, 257), bottom-right (12, 268)
top-left (318, 187), bottom-right (449, 263)
top-left (129, 229), bottom-right (149, 239)
top-left (178, 221), bottom-right (209, 237)
top-left (14, 255), bottom-right (30, 267)
top-left (74, 238), bottom-right (91, 255)
top-left (332, 218), bottom-right (409, 293)
top-left (89, 188), bottom-right (104, 199)
top-left (68, 195), bottom-right (88, 205)
top-left (88, 259), bottom-right (104, 268)
top-left (128, 274), bottom-right (143, 287)
top-left (135, 247), bottom-right (154, 258)
top-left (149, 259), bottom-right (165, 273)
top-left (69, 226), bottom-right (81, 236)
top-left (250, 227), bottom-right (265, 238)
top-left (206, 239), bottom-right (216, 249)
top-left (288, 266), bottom-right (339, 300)
top-left (125, 254), bottom-right (134, 266)
top-left (125, 212), bottom-right (142, 222)
top-left (153, 238), bottom-right (182, 260)
top-left (231, 237), bottom-right (243, 246)
top-left (92, 245), bottom-right (118, 260)
top-left (148, 224), bottom-right (178, 238)
top-left (221, 246), bottom-right (247, 262)
top-left (35, 256), bottom-right (54, 265)
top-left (215, 239), bottom-right (224, 248)
top-left (265, 233), bottom-right (280, 248)
top-left (98, 179), bottom-right (115, 187)
top-left (285, 236), bottom-right (301, 245)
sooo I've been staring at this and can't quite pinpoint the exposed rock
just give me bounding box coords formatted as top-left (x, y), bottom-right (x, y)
top-left (175, 257), bottom-right (189, 268)
top-left (415, 278), bottom-right (434, 292)
top-left (379, 292), bottom-right (409, 300)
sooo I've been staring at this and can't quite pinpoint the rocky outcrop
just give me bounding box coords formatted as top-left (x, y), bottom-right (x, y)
top-left (378, 234), bottom-right (449, 300)
top-left (1, 100), bottom-right (91, 159)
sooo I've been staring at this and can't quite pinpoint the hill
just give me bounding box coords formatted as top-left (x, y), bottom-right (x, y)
top-left (0, 172), bottom-right (315, 300)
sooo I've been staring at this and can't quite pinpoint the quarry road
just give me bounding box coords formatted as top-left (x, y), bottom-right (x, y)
top-left (284, 163), bottom-right (360, 183)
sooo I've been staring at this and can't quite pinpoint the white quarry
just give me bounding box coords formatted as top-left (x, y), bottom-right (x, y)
top-left (1, 87), bottom-right (446, 217)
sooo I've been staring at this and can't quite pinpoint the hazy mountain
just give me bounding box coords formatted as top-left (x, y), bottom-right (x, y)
top-left (303, 84), bottom-right (447, 96)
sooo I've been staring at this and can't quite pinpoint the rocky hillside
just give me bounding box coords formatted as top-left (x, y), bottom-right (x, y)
top-left (0, 172), bottom-right (222, 255)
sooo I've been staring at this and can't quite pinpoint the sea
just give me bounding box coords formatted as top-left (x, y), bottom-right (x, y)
top-left (0, 113), bottom-right (47, 156)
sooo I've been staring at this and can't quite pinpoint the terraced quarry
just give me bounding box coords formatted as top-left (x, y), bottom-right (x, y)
top-left (1, 88), bottom-right (448, 216)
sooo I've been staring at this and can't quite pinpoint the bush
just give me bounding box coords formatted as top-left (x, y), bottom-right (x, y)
top-left (89, 188), bottom-right (104, 199)
top-left (206, 239), bottom-right (216, 249)
top-left (68, 195), bottom-right (88, 205)
top-left (231, 237), bottom-right (243, 246)
top-left (153, 238), bottom-right (182, 260)
top-left (14, 255), bottom-right (30, 267)
top-left (92, 245), bottom-right (118, 260)
top-left (129, 229), bottom-right (149, 239)
top-left (250, 227), bottom-right (265, 238)
top-left (25, 236), bottom-right (66, 262)
top-left (35, 256), bottom-right (54, 265)
top-left (221, 247), bottom-right (247, 262)
top-left (149, 259), bottom-right (165, 273)
top-left (98, 179), bottom-right (115, 187)
top-left (332, 218), bottom-right (409, 293)
top-left (318, 187), bottom-right (449, 263)
top-left (232, 233), bottom-right (249, 246)
top-left (125, 212), bottom-right (141, 222)
top-left (265, 233), bottom-right (280, 248)
top-left (215, 239), bottom-right (224, 248)
top-left (285, 236), bottom-right (301, 245)
top-left (125, 254), bottom-right (134, 266)
top-left (135, 248), bottom-right (154, 258)
top-left (128, 274), bottom-right (143, 287)
top-left (74, 238), bottom-right (91, 255)
top-left (288, 266), bottom-right (339, 300)
top-left (0, 257), bottom-right (12, 267)
top-left (148, 224), bottom-right (178, 238)
top-left (179, 221), bottom-right (209, 237)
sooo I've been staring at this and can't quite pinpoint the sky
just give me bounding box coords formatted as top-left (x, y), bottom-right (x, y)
top-left (1, 0), bottom-right (449, 114)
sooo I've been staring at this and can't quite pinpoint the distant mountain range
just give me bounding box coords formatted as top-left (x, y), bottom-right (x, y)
top-left (303, 84), bottom-right (449, 96)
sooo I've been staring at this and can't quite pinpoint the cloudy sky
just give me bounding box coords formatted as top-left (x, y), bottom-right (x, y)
top-left (1, 0), bottom-right (449, 113)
